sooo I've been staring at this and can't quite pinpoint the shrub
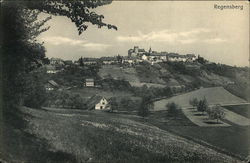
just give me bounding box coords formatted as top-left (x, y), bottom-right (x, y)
top-left (138, 95), bottom-right (153, 117)
top-left (189, 98), bottom-right (199, 108)
top-left (196, 97), bottom-right (208, 114)
top-left (207, 105), bottom-right (225, 123)
top-left (166, 102), bottom-right (180, 119)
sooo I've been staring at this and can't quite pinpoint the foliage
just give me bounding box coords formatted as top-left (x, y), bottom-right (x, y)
top-left (2, 0), bottom-right (116, 107)
top-left (101, 79), bottom-right (131, 91)
top-left (207, 105), bottom-right (225, 123)
top-left (132, 85), bottom-right (173, 99)
top-left (196, 55), bottom-right (207, 64)
top-left (47, 91), bottom-right (86, 109)
top-left (138, 95), bottom-right (153, 117)
top-left (166, 102), bottom-right (180, 118)
top-left (2, 7), bottom-right (51, 105)
top-left (22, 70), bottom-right (48, 108)
top-left (79, 57), bottom-right (84, 67)
top-left (196, 97), bottom-right (208, 114)
top-left (50, 64), bottom-right (101, 87)
top-left (189, 98), bottom-right (199, 108)
top-left (201, 63), bottom-right (236, 79)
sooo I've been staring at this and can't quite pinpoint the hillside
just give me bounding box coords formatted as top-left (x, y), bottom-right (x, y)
top-left (19, 106), bottom-right (241, 163)
top-left (154, 87), bottom-right (248, 111)
top-left (97, 62), bottom-right (249, 101)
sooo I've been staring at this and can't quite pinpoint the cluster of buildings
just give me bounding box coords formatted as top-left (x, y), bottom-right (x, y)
top-left (128, 46), bottom-right (196, 64)
top-left (78, 46), bottom-right (197, 66)
top-left (46, 47), bottom-right (197, 71)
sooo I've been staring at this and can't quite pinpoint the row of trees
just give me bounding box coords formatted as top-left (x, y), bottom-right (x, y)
top-left (189, 98), bottom-right (225, 123)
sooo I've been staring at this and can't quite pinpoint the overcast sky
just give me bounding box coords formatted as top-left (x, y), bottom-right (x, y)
top-left (38, 1), bottom-right (249, 67)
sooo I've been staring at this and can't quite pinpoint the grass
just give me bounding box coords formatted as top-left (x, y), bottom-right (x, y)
top-left (19, 106), bottom-right (240, 163)
top-left (224, 104), bottom-right (250, 118)
top-left (144, 109), bottom-right (250, 160)
top-left (70, 87), bottom-right (133, 98)
top-left (154, 87), bottom-right (247, 110)
top-left (1, 106), bottom-right (77, 163)
top-left (98, 65), bottom-right (140, 83)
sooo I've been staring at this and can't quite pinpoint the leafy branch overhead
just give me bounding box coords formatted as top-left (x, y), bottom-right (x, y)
top-left (25, 0), bottom-right (118, 35)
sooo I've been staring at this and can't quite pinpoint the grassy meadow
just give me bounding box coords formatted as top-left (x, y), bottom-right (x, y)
top-left (18, 106), bottom-right (242, 163)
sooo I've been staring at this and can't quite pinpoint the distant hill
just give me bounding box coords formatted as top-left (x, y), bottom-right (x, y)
top-left (98, 62), bottom-right (249, 101)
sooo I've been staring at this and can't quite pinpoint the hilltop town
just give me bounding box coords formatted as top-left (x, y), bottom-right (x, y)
top-left (47, 46), bottom-right (197, 68)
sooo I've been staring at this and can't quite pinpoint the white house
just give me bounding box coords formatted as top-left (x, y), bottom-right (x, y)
top-left (84, 78), bottom-right (95, 87)
top-left (86, 95), bottom-right (110, 110)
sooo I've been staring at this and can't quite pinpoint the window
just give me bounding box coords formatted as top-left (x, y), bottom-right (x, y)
top-left (100, 106), bottom-right (103, 109)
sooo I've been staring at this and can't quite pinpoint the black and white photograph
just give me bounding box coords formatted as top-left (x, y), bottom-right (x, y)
top-left (0, 0), bottom-right (249, 163)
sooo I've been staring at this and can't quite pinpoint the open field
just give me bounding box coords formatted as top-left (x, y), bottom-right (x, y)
top-left (145, 110), bottom-right (250, 160)
top-left (181, 108), bottom-right (231, 127)
top-left (19, 106), bottom-right (242, 163)
top-left (224, 104), bottom-right (250, 119)
top-left (222, 107), bottom-right (250, 126)
top-left (99, 65), bottom-right (171, 88)
top-left (70, 87), bottom-right (133, 98)
top-left (154, 87), bottom-right (248, 111)
top-left (98, 65), bottom-right (140, 83)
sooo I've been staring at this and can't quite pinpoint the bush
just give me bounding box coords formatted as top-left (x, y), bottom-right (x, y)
top-left (22, 71), bottom-right (47, 108)
top-left (46, 91), bottom-right (86, 109)
top-left (166, 102), bottom-right (180, 118)
top-left (196, 97), bottom-right (208, 114)
top-left (207, 105), bottom-right (225, 123)
top-left (138, 95), bottom-right (153, 117)
top-left (189, 98), bottom-right (199, 108)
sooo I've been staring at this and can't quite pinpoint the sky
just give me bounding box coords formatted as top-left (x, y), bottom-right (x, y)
top-left (38, 1), bottom-right (249, 67)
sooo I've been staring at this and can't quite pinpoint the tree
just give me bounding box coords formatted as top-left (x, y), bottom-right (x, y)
top-left (22, 69), bottom-right (48, 108)
top-left (196, 55), bottom-right (207, 64)
top-left (2, 1), bottom-right (117, 107)
top-left (166, 102), bottom-right (179, 119)
top-left (207, 105), bottom-right (225, 123)
top-left (189, 98), bottom-right (199, 108)
top-left (196, 97), bottom-right (208, 114)
top-left (79, 57), bottom-right (84, 67)
top-left (138, 95), bottom-right (153, 117)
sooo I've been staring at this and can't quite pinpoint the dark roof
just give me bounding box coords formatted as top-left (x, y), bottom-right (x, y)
top-left (86, 95), bottom-right (105, 109)
top-left (138, 49), bottom-right (146, 52)
top-left (128, 49), bottom-right (134, 53)
top-left (48, 80), bottom-right (59, 87)
top-left (167, 53), bottom-right (180, 57)
top-left (86, 78), bottom-right (94, 82)
top-left (186, 54), bottom-right (196, 57)
top-left (149, 53), bottom-right (166, 56)
top-left (83, 58), bottom-right (99, 62)
top-left (100, 57), bottom-right (117, 61)
top-left (64, 60), bottom-right (73, 64)
top-left (123, 56), bottom-right (137, 60)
